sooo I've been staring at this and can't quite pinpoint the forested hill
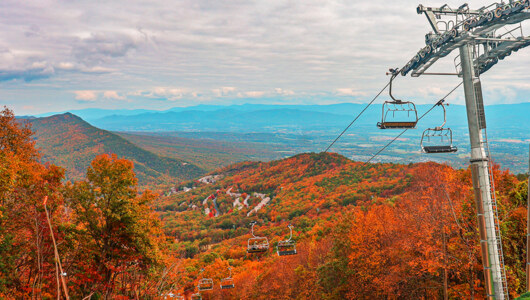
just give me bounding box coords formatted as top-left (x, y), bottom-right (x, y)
top-left (3, 103), bottom-right (530, 299)
top-left (26, 113), bottom-right (205, 185)
top-left (157, 152), bottom-right (529, 299)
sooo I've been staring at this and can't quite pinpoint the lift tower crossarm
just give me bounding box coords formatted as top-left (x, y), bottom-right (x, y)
top-left (402, 3), bottom-right (530, 77)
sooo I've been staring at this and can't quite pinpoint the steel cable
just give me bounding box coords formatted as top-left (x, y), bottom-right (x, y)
top-left (323, 80), bottom-right (392, 152)
top-left (364, 82), bottom-right (463, 164)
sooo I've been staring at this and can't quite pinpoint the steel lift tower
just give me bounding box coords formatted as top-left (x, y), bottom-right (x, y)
top-left (400, 1), bottom-right (530, 299)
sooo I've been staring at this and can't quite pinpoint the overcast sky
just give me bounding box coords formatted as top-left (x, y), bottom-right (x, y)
top-left (1, 0), bottom-right (529, 115)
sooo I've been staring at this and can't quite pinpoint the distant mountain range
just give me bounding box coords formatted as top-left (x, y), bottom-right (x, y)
top-left (26, 113), bottom-right (205, 186)
top-left (28, 102), bottom-right (530, 174)
top-left (37, 102), bottom-right (530, 133)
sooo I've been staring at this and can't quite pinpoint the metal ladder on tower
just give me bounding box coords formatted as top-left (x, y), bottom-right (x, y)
top-left (482, 129), bottom-right (509, 299)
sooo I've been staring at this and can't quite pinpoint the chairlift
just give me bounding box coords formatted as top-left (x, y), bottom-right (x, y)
top-left (220, 267), bottom-right (235, 289)
top-left (420, 101), bottom-right (458, 154)
top-left (247, 221), bottom-right (269, 253)
top-left (166, 292), bottom-right (184, 299)
top-left (377, 69), bottom-right (418, 129)
top-left (277, 224), bottom-right (297, 256)
top-left (191, 292), bottom-right (202, 300)
top-left (197, 269), bottom-right (214, 291)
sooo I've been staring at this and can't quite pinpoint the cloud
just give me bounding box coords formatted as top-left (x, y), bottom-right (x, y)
top-left (242, 91), bottom-right (265, 98)
top-left (74, 90), bottom-right (98, 101)
top-left (72, 32), bottom-right (142, 65)
top-left (275, 88), bottom-right (295, 96)
top-left (103, 90), bottom-right (126, 100)
top-left (56, 62), bottom-right (75, 70)
top-left (81, 66), bottom-right (114, 73)
top-left (212, 87), bottom-right (237, 97)
top-left (0, 66), bottom-right (54, 82)
top-left (131, 87), bottom-right (194, 101)
top-left (0, 49), bottom-right (55, 82)
top-left (336, 88), bottom-right (367, 97)
top-left (55, 62), bottom-right (114, 74)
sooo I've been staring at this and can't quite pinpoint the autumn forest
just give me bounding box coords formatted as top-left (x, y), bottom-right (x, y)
top-left (1, 105), bottom-right (530, 299)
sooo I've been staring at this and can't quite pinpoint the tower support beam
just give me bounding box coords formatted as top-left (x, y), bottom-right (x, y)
top-left (460, 43), bottom-right (506, 300)
top-left (526, 144), bottom-right (530, 292)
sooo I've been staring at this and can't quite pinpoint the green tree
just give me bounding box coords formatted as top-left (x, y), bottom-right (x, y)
top-left (66, 154), bottom-right (162, 298)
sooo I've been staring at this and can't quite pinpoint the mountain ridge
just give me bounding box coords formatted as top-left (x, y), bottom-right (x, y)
top-left (77, 102), bottom-right (530, 132)
top-left (26, 113), bottom-right (205, 185)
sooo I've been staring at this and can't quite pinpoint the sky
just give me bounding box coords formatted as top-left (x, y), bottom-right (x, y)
top-left (1, 0), bottom-right (529, 115)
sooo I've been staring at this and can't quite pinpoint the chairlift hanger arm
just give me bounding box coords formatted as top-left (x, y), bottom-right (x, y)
top-left (287, 224), bottom-right (293, 242)
top-left (250, 221), bottom-right (257, 238)
top-left (387, 69), bottom-right (400, 102)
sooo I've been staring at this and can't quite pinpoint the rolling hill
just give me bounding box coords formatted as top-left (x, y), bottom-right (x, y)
top-left (155, 152), bottom-right (529, 299)
top-left (26, 113), bottom-right (205, 186)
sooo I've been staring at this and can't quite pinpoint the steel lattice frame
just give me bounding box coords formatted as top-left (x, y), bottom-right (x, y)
top-left (401, 1), bottom-right (530, 77)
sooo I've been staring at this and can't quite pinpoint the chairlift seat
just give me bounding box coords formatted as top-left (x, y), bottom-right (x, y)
top-left (220, 278), bottom-right (235, 289)
top-left (377, 121), bottom-right (417, 129)
top-left (220, 277), bottom-right (234, 289)
top-left (277, 240), bottom-right (297, 256)
top-left (423, 145), bottom-right (458, 153)
top-left (247, 236), bottom-right (269, 253)
top-left (377, 94), bottom-right (419, 130)
top-left (198, 278), bottom-right (214, 291)
top-left (191, 294), bottom-right (202, 300)
top-left (278, 249), bottom-right (298, 256)
top-left (420, 116), bottom-right (457, 154)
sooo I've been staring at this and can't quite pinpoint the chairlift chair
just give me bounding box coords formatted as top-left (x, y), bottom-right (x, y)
top-left (420, 101), bottom-right (458, 154)
top-left (220, 267), bottom-right (235, 289)
top-left (166, 292), bottom-right (184, 299)
top-left (191, 293), bottom-right (202, 300)
top-left (197, 269), bottom-right (214, 291)
top-left (247, 222), bottom-right (269, 253)
top-left (277, 224), bottom-right (297, 256)
top-left (377, 69), bottom-right (418, 129)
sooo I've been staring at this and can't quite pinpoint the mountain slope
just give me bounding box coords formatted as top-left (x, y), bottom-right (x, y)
top-left (155, 152), bottom-right (528, 298)
top-left (27, 113), bottom-right (205, 185)
top-left (116, 132), bottom-right (283, 171)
